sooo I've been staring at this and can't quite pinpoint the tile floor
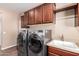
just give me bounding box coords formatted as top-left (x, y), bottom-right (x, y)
top-left (0, 46), bottom-right (17, 56)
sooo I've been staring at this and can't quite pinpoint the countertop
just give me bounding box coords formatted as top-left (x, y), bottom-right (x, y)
top-left (47, 40), bottom-right (79, 54)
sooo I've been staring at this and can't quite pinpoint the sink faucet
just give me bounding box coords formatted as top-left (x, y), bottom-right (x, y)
top-left (61, 34), bottom-right (64, 41)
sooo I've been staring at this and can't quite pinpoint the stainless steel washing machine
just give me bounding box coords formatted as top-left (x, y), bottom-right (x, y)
top-left (28, 30), bottom-right (48, 56)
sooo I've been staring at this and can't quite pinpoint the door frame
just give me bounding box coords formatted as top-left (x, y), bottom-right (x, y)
top-left (0, 14), bottom-right (3, 50)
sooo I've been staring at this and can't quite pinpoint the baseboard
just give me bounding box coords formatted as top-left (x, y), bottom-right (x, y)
top-left (1, 44), bottom-right (17, 50)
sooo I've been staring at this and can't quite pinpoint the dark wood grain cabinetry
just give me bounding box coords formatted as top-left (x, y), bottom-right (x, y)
top-left (28, 9), bottom-right (35, 25)
top-left (21, 16), bottom-right (24, 28)
top-left (24, 12), bottom-right (29, 26)
top-left (75, 4), bottom-right (79, 26)
top-left (35, 5), bottom-right (43, 24)
top-left (21, 3), bottom-right (56, 27)
top-left (78, 4), bottom-right (79, 26)
top-left (43, 3), bottom-right (54, 23)
top-left (48, 52), bottom-right (59, 56)
top-left (48, 46), bottom-right (79, 56)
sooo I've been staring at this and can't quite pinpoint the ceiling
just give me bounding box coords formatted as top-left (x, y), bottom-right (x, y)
top-left (56, 3), bottom-right (77, 10)
top-left (0, 3), bottom-right (43, 14)
top-left (0, 3), bottom-right (77, 14)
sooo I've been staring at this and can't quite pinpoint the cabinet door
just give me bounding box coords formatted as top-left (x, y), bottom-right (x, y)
top-left (48, 52), bottom-right (59, 56)
top-left (48, 46), bottom-right (79, 56)
top-left (75, 4), bottom-right (79, 26)
top-left (35, 5), bottom-right (43, 24)
top-left (28, 9), bottom-right (35, 25)
top-left (24, 12), bottom-right (29, 26)
top-left (43, 3), bottom-right (54, 23)
top-left (21, 16), bottom-right (24, 28)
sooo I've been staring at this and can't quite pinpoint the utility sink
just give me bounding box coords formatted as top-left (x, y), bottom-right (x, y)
top-left (47, 40), bottom-right (79, 49)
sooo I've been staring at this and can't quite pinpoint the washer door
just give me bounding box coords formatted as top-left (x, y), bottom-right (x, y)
top-left (28, 33), bottom-right (43, 53)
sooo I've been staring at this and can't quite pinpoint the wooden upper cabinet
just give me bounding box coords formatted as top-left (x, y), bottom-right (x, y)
top-left (21, 3), bottom-right (56, 26)
top-left (24, 12), bottom-right (29, 26)
top-left (43, 3), bottom-right (54, 23)
top-left (75, 4), bottom-right (79, 26)
top-left (78, 4), bottom-right (79, 26)
top-left (21, 16), bottom-right (24, 28)
top-left (28, 9), bottom-right (35, 25)
top-left (35, 5), bottom-right (43, 24)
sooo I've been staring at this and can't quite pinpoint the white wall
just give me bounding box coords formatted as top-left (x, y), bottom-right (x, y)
top-left (0, 8), bottom-right (19, 50)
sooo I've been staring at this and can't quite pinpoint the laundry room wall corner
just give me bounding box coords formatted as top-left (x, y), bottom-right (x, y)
top-left (0, 9), bottom-right (19, 50)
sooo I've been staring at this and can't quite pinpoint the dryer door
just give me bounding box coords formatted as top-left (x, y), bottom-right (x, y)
top-left (28, 33), bottom-right (43, 53)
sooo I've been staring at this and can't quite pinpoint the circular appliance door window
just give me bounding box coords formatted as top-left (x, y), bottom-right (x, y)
top-left (28, 33), bottom-right (43, 53)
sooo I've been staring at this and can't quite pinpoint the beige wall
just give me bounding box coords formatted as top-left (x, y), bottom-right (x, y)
top-left (29, 23), bottom-right (55, 30)
top-left (29, 23), bottom-right (55, 39)
top-left (55, 9), bottom-right (79, 46)
top-left (0, 16), bottom-right (1, 46)
top-left (19, 20), bottom-right (55, 39)
top-left (0, 9), bottom-right (19, 50)
top-left (19, 6), bottom-right (79, 48)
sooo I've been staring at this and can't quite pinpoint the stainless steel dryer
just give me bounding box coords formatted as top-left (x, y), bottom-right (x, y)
top-left (28, 30), bottom-right (48, 56)
top-left (17, 29), bottom-right (28, 56)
